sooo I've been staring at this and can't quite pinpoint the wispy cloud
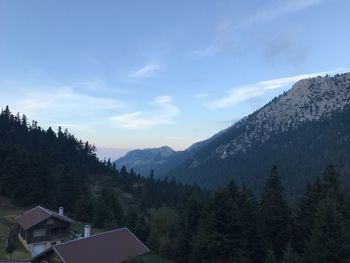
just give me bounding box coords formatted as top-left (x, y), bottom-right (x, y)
top-left (111, 96), bottom-right (179, 129)
top-left (0, 82), bottom-right (126, 123)
top-left (192, 38), bottom-right (237, 58)
top-left (54, 123), bottom-right (94, 132)
top-left (193, 0), bottom-right (325, 58)
top-left (193, 46), bottom-right (220, 58)
top-left (129, 64), bottom-right (161, 78)
top-left (244, 0), bottom-right (324, 26)
top-left (195, 93), bottom-right (210, 99)
top-left (208, 68), bottom-right (348, 109)
top-left (19, 86), bottom-right (124, 113)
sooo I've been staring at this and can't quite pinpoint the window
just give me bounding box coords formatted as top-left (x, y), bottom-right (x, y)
top-left (33, 229), bottom-right (46, 238)
top-left (47, 219), bottom-right (54, 225)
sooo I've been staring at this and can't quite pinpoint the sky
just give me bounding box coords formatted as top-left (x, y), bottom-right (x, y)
top-left (0, 0), bottom-right (349, 160)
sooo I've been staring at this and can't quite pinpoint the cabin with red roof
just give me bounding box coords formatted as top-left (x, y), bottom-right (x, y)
top-left (15, 206), bottom-right (74, 256)
top-left (31, 227), bottom-right (150, 263)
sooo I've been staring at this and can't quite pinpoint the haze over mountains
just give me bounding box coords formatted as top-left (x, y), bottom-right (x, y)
top-left (114, 146), bottom-right (175, 176)
top-left (115, 73), bottom-right (350, 197)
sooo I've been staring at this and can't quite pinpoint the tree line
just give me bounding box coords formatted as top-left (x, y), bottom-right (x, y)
top-left (132, 165), bottom-right (350, 263)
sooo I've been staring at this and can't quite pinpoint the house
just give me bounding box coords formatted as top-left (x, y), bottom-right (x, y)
top-left (31, 227), bottom-right (150, 263)
top-left (15, 206), bottom-right (74, 256)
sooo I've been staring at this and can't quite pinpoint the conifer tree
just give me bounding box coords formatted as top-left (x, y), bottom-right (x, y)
top-left (264, 249), bottom-right (278, 263)
top-left (193, 189), bottom-right (244, 262)
top-left (175, 195), bottom-right (202, 263)
top-left (292, 181), bottom-right (321, 253)
top-left (282, 244), bottom-right (300, 263)
top-left (239, 186), bottom-right (264, 262)
top-left (6, 235), bottom-right (16, 261)
top-left (260, 165), bottom-right (290, 259)
top-left (302, 196), bottom-right (350, 263)
top-left (134, 216), bottom-right (149, 242)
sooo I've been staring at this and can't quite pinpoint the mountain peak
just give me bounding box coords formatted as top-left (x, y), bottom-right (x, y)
top-left (215, 73), bottom-right (350, 159)
top-left (162, 72), bottom-right (350, 198)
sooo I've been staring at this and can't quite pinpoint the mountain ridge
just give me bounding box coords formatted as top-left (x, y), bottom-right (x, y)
top-left (116, 73), bottom-right (350, 197)
top-left (165, 72), bottom-right (350, 197)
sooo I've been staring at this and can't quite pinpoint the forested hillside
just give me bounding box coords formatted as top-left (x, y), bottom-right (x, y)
top-left (165, 73), bottom-right (350, 199)
top-left (0, 105), bottom-right (204, 232)
top-left (1, 106), bottom-right (350, 263)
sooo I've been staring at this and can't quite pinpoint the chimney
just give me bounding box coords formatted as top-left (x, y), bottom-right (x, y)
top-left (59, 207), bottom-right (64, 216)
top-left (84, 225), bottom-right (91, 238)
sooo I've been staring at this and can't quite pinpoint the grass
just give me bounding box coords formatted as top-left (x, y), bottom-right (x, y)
top-left (0, 204), bottom-right (31, 260)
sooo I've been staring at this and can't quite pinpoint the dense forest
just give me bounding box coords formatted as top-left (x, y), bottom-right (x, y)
top-left (1, 106), bottom-right (350, 263)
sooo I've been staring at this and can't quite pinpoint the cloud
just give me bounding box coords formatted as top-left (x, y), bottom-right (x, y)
top-left (244, 0), bottom-right (324, 26)
top-left (0, 82), bottom-right (126, 125)
top-left (193, 45), bottom-right (220, 57)
top-left (19, 86), bottom-right (124, 113)
top-left (195, 93), bottom-right (210, 99)
top-left (129, 64), bottom-right (161, 78)
top-left (264, 32), bottom-right (310, 67)
top-left (192, 37), bottom-right (237, 58)
top-left (54, 123), bottom-right (94, 132)
top-left (192, 0), bottom-right (324, 58)
top-left (111, 96), bottom-right (179, 129)
top-left (208, 68), bottom-right (348, 109)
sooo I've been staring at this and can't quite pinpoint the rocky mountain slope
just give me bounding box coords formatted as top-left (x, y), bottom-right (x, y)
top-left (116, 73), bottom-right (350, 197)
top-left (166, 73), bottom-right (350, 197)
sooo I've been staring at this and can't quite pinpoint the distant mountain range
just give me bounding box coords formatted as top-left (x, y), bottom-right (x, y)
top-left (114, 130), bottom-right (226, 177)
top-left (114, 146), bottom-right (176, 176)
top-left (115, 73), bottom-right (350, 198)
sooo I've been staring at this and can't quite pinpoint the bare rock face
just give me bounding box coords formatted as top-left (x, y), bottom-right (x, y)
top-left (203, 73), bottom-right (350, 163)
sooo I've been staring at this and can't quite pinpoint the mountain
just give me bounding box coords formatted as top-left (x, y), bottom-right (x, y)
top-left (114, 146), bottom-right (176, 176)
top-left (114, 129), bottom-right (228, 177)
top-left (165, 73), bottom-right (350, 197)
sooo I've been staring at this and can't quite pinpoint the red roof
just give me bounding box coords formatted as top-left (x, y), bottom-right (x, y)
top-left (52, 228), bottom-right (149, 263)
top-left (16, 206), bottom-right (74, 230)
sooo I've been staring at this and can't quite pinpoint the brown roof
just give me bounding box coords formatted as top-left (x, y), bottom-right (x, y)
top-left (16, 206), bottom-right (74, 230)
top-left (52, 228), bottom-right (149, 263)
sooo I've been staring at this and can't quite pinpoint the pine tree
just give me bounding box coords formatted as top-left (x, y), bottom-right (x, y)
top-left (193, 189), bottom-right (244, 262)
top-left (239, 187), bottom-right (264, 262)
top-left (175, 195), bottom-right (202, 263)
top-left (134, 216), bottom-right (149, 242)
top-left (260, 166), bottom-right (290, 259)
top-left (292, 181), bottom-right (321, 253)
top-left (74, 192), bottom-right (94, 223)
top-left (302, 196), bottom-right (350, 263)
top-left (282, 244), bottom-right (299, 263)
top-left (93, 194), bottom-right (109, 228)
top-left (6, 233), bottom-right (16, 260)
top-left (0, 148), bottom-right (20, 197)
top-left (264, 249), bottom-right (278, 263)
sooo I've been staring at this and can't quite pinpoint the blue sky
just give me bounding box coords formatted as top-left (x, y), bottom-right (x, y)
top-left (0, 0), bottom-right (349, 159)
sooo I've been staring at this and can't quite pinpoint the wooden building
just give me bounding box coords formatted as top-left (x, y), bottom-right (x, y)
top-left (15, 206), bottom-right (74, 256)
top-left (31, 227), bottom-right (150, 263)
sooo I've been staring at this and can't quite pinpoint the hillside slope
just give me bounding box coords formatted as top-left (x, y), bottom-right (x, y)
top-left (166, 73), bottom-right (350, 197)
